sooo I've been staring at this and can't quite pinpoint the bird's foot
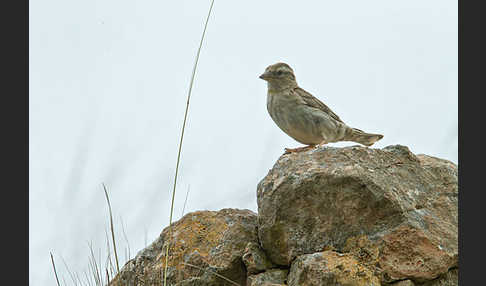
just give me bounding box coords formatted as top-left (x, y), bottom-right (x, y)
top-left (316, 141), bottom-right (328, 149)
top-left (284, 145), bottom-right (315, 154)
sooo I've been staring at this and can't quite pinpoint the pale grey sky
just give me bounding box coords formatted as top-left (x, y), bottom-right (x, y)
top-left (30, 0), bottom-right (457, 284)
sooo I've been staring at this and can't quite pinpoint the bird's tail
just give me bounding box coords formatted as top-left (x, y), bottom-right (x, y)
top-left (345, 128), bottom-right (383, 146)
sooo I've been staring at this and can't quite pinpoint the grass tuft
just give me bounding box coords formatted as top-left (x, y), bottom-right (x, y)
top-left (51, 1), bottom-right (217, 284)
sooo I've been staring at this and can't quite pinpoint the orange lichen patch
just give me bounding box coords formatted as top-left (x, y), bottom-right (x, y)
top-left (320, 251), bottom-right (381, 286)
top-left (109, 209), bottom-right (257, 285)
top-left (342, 228), bottom-right (457, 284)
top-left (379, 225), bottom-right (454, 282)
top-left (343, 235), bottom-right (380, 266)
top-left (155, 211), bottom-right (229, 272)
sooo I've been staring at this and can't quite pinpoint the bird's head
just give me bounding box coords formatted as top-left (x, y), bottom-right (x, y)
top-left (260, 63), bottom-right (295, 83)
top-left (259, 62), bottom-right (298, 91)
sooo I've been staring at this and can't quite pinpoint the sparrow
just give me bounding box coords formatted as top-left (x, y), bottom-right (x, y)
top-left (259, 62), bottom-right (383, 154)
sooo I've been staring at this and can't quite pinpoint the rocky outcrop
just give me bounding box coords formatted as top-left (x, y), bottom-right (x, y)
top-left (110, 145), bottom-right (458, 286)
top-left (257, 145), bottom-right (457, 283)
top-left (110, 209), bottom-right (258, 286)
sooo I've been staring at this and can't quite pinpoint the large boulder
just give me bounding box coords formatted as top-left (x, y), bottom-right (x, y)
top-left (110, 208), bottom-right (258, 286)
top-left (257, 145), bottom-right (457, 283)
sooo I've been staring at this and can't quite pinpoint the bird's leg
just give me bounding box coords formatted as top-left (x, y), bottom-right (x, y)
top-left (284, 145), bottom-right (316, 154)
top-left (316, 140), bottom-right (328, 149)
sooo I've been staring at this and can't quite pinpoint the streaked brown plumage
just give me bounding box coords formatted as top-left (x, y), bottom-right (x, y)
top-left (259, 62), bottom-right (383, 154)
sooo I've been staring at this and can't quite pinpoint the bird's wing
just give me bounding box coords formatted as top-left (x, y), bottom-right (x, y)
top-left (293, 87), bottom-right (344, 123)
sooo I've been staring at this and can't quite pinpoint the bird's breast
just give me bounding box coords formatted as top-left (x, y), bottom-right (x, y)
top-left (267, 91), bottom-right (320, 144)
top-left (266, 90), bottom-right (345, 145)
top-left (266, 91), bottom-right (298, 126)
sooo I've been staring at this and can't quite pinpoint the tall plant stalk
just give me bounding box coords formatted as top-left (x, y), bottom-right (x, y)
top-left (163, 0), bottom-right (216, 285)
top-left (50, 252), bottom-right (61, 286)
top-left (102, 183), bottom-right (120, 274)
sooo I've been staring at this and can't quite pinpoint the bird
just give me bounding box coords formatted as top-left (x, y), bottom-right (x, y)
top-left (259, 62), bottom-right (383, 154)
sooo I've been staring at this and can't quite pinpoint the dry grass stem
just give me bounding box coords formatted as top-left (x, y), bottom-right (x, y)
top-left (163, 0), bottom-right (216, 285)
top-left (181, 184), bottom-right (190, 217)
top-left (50, 252), bottom-right (61, 286)
top-left (120, 216), bottom-right (131, 261)
top-left (182, 262), bottom-right (240, 286)
top-left (102, 183), bottom-right (120, 274)
top-left (60, 254), bottom-right (78, 286)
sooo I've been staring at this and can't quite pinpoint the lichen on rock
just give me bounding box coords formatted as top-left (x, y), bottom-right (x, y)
top-left (110, 208), bottom-right (258, 286)
top-left (242, 242), bottom-right (277, 275)
top-left (287, 250), bottom-right (381, 286)
top-left (109, 145), bottom-right (458, 286)
top-left (257, 145), bottom-right (457, 283)
top-left (247, 268), bottom-right (288, 286)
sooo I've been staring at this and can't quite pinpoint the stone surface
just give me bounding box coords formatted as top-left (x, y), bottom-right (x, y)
top-left (247, 269), bottom-right (289, 286)
top-left (108, 144), bottom-right (458, 286)
top-left (392, 280), bottom-right (415, 286)
top-left (242, 242), bottom-right (277, 275)
top-left (257, 145), bottom-right (458, 283)
top-left (287, 250), bottom-right (381, 286)
top-left (420, 268), bottom-right (458, 286)
top-left (110, 208), bottom-right (258, 286)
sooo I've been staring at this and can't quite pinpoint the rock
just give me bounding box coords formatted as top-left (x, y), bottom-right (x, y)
top-left (392, 280), bottom-right (415, 286)
top-left (242, 242), bottom-right (277, 275)
top-left (420, 268), bottom-right (458, 286)
top-left (377, 225), bottom-right (455, 283)
top-left (110, 208), bottom-right (258, 286)
top-left (257, 145), bottom-right (458, 283)
top-left (247, 269), bottom-right (289, 286)
top-left (287, 250), bottom-right (381, 286)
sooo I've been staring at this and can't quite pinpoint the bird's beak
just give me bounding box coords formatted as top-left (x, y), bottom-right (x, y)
top-left (259, 72), bottom-right (270, 80)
